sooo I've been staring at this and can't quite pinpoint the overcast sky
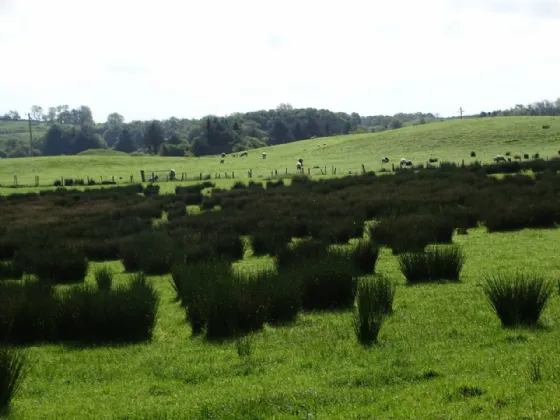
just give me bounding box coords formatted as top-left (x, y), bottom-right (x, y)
top-left (1, 0), bottom-right (559, 122)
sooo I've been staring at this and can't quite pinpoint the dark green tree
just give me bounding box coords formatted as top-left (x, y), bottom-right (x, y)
top-left (144, 120), bottom-right (165, 154)
top-left (114, 128), bottom-right (136, 153)
top-left (168, 132), bottom-right (181, 145)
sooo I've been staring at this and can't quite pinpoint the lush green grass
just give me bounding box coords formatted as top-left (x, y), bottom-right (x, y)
top-left (77, 149), bottom-right (128, 156)
top-left (2, 116), bottom-right (560, 190)
top-left (0, 121), bottom-right (48, 150)
top-left (4, 116), bottom-right (560, 417)
top-left (5, 227), bottom-right (560, 419)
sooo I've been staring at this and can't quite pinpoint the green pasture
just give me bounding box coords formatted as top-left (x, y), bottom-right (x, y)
top-left (2, 116), bottom-right (560, 192)
top-left (6, 227), bottom-right (560, 419)
top-left (0, 121), bottom-right (48, 151)
top-left (4, 115), bottom-right (560, 418)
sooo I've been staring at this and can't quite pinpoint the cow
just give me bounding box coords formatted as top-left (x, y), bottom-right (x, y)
top-left (240, 151), bottom-right (248, 157)
top-left (262, 152), bottom-right (267, 159)
top-left (381, 157), bottom-right (389, 163)
top-left (220, 160), bottom-right (224, 164)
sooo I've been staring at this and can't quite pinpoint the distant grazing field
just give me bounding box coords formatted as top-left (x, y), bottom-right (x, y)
top-left (0, 120), bottom-right (48, 150)
top-left (1, 116), bottom-right (560, 193)
top-left (3, 161), bottom-right (560, 418)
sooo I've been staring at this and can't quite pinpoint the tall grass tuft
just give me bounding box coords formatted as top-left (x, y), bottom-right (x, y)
top-left (482, 271), bottom-right (554, 327)
top-left (348, 239), bottom-right (380, 274)
top-left (170, 260), bottom-right (229, 335)
top-left (120, 230), bottom-right (175, 275)
top-left (399, 245), bottom-right (465, 284)
top-left (0, 278), bottom-right (59, 344)
top-left (298, 252), bottom-right (359, 311)
top-left (0, 261), bottom-right (23, 281)
top-left (275, 238), bottom-right (329, 271)
top-left (235, 334), bottom-right (253, 358)
top-left (93, 265), bottom-right (113, 291)
top-left (14, 245), bottom-right (89, 284)
top-left (0, 346), bottom-right (28, 416)
top-left (171, 261), bottom-right (267, 340)
top-left (368, 273), bottom-right (396, 315)
top-left (57, 272), bottom-right (160, 344)
top-left (261, 269), bottom-right (301, 325)
top-left (353, 278), bottom-right (388, 346)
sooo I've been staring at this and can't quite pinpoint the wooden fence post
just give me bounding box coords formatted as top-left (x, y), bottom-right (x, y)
top-left (13, 175), bottom-right (17, 187)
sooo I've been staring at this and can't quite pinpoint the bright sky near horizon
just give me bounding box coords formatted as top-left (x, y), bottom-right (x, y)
top-left (1, 0), bottom-right (559, 122)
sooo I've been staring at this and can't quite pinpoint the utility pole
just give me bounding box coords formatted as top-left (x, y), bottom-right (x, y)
top-left (458, 107), bottom-right (464, 119)
top-left (27, 113), bottom-right (33, 153)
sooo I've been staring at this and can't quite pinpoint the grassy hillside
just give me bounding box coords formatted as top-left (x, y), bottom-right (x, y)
top-left (1, 116), bottom-right (560, 189)
top-left (0, 120), bottom-right (49, 150)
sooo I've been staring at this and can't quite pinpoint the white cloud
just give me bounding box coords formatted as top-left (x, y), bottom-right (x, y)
top-left (1, 0), bottom-right (560, 122)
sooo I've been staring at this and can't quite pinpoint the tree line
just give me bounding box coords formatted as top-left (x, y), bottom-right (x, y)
top-left (0, 103), bottom-right (436, 158)
top-left (477, 98), bottom-right (560, 118)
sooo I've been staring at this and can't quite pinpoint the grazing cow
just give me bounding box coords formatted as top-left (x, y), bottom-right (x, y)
top-left (220, 160), bottom-right (224, 164)
top-left (400, 158), bottom-right (408, 166)
top-left (262, 152), bottom-right (267, 159)
top-left (298, 158), bottom-right (304, 165)
top-left (405, 160), bottom-right (413, 167)
top-left (169, 169), bottom-right (176, 181)
top-left (221, 153), bottom-right (226, 158)
top-left (381, 157), bottom-right (389, 163)
top-left (313, 165), bottom-right (320, 169)
top-left (297, 161), bottom-right (302, 170)
top-left (240, 151), bottom-right (248, 157)
top-left (494, 155), bottom-right (506, 162)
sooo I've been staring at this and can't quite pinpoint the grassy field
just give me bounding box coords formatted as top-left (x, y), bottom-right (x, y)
top-left (3, 116), bottom-right (560, 419)
top-left (2, 116), bottom-right (560, 192)
top-left (0, 120), bottom-right (48, 151)
top-left (6, 227), bottom-right (560, 419)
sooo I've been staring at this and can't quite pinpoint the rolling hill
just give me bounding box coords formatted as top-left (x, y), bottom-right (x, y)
top-left (1, 116), bottom-right (559, 189)
top-left (0, 120), bottom-right (48, 152)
